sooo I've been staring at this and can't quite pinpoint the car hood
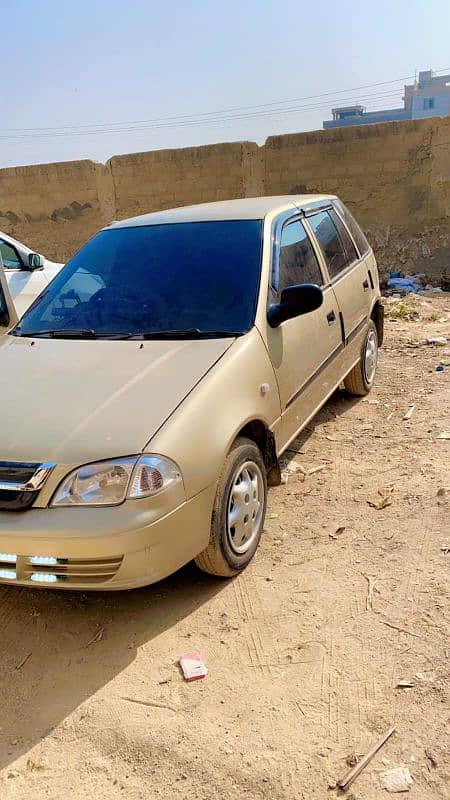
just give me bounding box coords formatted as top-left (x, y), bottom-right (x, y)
top-left (0, 335), bottom-right (233, 464)
top-left (43, 259), bottom-right (65, 278)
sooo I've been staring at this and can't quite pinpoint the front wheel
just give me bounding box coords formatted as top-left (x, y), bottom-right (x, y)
top-left (344, 319), bottom-right (378, 396)
top-left (195, 437), bottom-right (267, 577)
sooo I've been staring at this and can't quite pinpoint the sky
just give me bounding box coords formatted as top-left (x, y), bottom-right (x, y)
top-left (2, 0), bottom-right (449, 168)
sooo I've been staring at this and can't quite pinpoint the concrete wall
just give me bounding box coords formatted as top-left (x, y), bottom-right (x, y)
top-left (0, 116), bottom-right (449, 282)
top-left (264, 117), bottom-right (450, 282)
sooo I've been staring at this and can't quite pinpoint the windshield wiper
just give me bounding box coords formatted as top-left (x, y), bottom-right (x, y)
top-left (13, 328), bottom-right (243, 340)
top-left (15, 328), bottom-right (98, 339)
top-left (132, 329), bottom-right (243, 340)
top-left (12, 328), bottom-right (141, 339)
top-left (13, 329), bottom-right (125, 340)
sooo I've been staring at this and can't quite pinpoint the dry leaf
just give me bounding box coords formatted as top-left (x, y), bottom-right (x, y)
top-left (87, 626), bottom-right (105, 646)
top-left (367, 486), bottom-right (394, 510)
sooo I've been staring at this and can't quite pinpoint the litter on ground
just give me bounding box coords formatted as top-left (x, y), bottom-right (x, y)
top-left (379, 766), bottom-right (413, 792)
top-left (179, 651), bottom-right (208, 682)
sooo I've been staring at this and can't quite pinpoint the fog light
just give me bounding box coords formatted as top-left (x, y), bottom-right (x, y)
top-left (29, 556), bottom-right (58, 566)
top-left (0, 553), bottom-right (16, 563)
top-left (0, 568), bottom-right (16, 580)
top-left (31, 573), bottom-right (59, 583)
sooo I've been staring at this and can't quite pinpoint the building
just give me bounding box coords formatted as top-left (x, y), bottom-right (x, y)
top-left (323, 69), bottom-right (450, 129)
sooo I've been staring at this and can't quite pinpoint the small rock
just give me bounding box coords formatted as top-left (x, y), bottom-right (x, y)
top-left (7, 770), bottom-right (19, 779)
top-left (437, 487), bottom-right (448, 504)
top-left (327, 780), bottom-right (337, 790)
top-left (317, 746), bottom-right (330, 757)
top-left (346, 753), bottom-right (359, 767)
top-left (425, 749), bottom-right (438, 767)
top-left (379, 767), bottom-right (413, 792)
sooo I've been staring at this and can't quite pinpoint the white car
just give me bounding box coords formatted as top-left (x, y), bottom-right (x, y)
top-left (0, 231), bottom-right (64, 317)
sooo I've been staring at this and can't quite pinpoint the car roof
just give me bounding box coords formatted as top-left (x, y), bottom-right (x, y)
top-left (107, 195), bottom-right (337, 229)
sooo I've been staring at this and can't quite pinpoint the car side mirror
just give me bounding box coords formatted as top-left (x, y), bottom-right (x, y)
top-left (28, 253), bottom-right (44, 270)
top-left (267, 284), bottom-right (323, 328)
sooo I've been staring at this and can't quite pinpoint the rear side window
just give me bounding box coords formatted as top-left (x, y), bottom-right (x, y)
top-left (329, 208), bottom-right (358, 265)
top-left (308, 211), bottom-right (347, 278)
top-left (278, 220), bottom-right (323, 291)
top-left (333, 199), bottom-right (370, 256)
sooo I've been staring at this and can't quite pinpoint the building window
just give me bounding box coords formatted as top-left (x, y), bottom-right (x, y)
top-left (423, 97), bottom-right (435, 110)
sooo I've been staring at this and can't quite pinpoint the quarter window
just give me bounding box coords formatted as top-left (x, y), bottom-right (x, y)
top-left (0, 241), bottom-right (22, 270)
top-left (278, 220), bottom-right (323, 292)
top-left (333, 200), bottom-right (370, 256)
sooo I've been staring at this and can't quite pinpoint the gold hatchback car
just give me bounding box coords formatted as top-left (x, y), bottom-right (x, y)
top-left (0, 196), bottom-right (383, 590)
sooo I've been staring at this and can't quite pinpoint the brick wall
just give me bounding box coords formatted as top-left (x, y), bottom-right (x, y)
top-left (0, 117), bottom-right (448, 280)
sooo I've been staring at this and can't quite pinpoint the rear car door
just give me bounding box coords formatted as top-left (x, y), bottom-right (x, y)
top-left (306, 205), bottom-right (376, 369)
top-left (266, 214), bottom-right (344, 448)
top-left (0, 254), bottom-right (18, 332)
top-left (0, 238), bottom-right (47, 318)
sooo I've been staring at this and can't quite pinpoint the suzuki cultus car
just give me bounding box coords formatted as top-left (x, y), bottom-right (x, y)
top-left (0, 196), bottom-right (383, 590)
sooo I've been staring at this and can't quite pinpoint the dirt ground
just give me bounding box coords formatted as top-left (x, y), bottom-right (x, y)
top-left (0, 294), bottom-right (448, 800)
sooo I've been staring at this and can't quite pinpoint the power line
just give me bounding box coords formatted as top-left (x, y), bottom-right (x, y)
top-left (2, 66), bottom-right (449, 137)
top-left (0, 88), bottom-right (413, 142)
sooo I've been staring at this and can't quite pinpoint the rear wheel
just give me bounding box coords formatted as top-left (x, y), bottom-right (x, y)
top-left (344, 320), bottom-right (378, 396)
top-left (195, 437), bottom-right (267, 577)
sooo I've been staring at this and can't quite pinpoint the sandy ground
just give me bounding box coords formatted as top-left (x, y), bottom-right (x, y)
top-left (0, 294), bottom-right (449, 800)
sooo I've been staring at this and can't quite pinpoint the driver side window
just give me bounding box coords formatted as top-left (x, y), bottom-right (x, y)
top-left (0, 240), bottom-right (23, 270)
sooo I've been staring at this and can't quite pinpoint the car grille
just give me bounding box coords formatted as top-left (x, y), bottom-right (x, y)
top-left (0, 461), bottom-right (55, 511)
top-left (0, 488), bottom-right (39, 511)
top-left (0, 553), bottom-right (124, 585)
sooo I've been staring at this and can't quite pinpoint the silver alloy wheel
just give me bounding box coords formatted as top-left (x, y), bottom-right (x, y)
top-left (226, 460), bottom-right (264, 555)
top-left (364, 329), bottom-right (378, 384)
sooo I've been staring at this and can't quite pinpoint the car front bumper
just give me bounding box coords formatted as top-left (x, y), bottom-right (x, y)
top-left (0, 485), bottom-right (215, 591)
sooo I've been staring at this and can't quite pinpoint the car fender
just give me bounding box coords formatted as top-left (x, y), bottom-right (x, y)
top-left (146, 328), bottom-right (282, 499)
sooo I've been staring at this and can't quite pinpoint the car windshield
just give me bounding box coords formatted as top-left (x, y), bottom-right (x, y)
top-left (14, 220), bottom-right (263, 339)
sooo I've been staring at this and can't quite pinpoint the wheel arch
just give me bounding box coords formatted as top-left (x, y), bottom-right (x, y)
top-left (370, 299), bottom-right (384, 346)
top-left (235, 419), bottom-right (281, 486)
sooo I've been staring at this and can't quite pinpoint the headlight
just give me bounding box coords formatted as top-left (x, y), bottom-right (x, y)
top-left (51, 455), bottom-right (182, 507)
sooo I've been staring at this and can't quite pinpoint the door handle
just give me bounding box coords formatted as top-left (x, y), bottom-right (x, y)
top-left (363, 279), bottom-right (369, 291)
top-left (327, 310), bottom-right (336, 325)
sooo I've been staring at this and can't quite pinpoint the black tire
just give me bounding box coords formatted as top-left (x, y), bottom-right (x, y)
top-left (344, 319), bottom-right (378, 396)
top-left (195, 437), bottom-right (267, 577)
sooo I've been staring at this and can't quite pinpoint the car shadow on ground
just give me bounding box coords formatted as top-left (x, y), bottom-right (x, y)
top-left (282, 387), bottom-right (361, 462)
top-left (0, 388), bottom-right (360, 772)
top-left (0, 563), bottom-right (225, 771)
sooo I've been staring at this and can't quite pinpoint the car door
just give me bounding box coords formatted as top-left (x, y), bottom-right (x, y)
top-left (306, 205), bottom-right (376, 373)
top-left (0, 254), bottom-right (18, 332)
top-left (266, 214), bottom-right (344, 449)
top-left (0, 238), bottom-right (47, 318)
